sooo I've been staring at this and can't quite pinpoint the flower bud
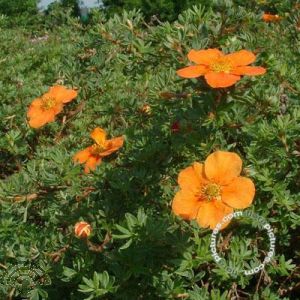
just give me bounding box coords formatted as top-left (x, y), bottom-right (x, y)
top-left (140, 104), bottom-right (151, 115)
top-left (171, 121), bottom-right (180, 133)
top-left (74, 221), bottom-right (92, 238)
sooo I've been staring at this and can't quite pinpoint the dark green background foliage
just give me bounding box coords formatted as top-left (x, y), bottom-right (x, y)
top-left (0, 0), bottom-right (300, 299)
top-left (0, 0), bottom-right (296, 22)
top-left (0, 0), bottom-right (37, 15)
top-left (0, 0), bottom-right (79, 15)
top-left (0, 0), bottom-right (79, 26)
top-left (102, 0), bottom-right (205, 21)
top-left (0, 0), bottom-right (38, 25)
top-left (103, 0), bottom-right (296, 22)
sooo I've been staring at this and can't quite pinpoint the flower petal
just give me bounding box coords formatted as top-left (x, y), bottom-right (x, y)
top-left (178, 162), bottom-right (209, 193)
top-left (204, 72), bottom-right (240, 88)
top-left (204, 151), bottom-right (242, 185)
top-left (231, 66), bottom-right (266, 76)
top-left (28, 110), bottom-right (56, 128)
top-left (49, 85), bottom-right (78, 103)
top-left (100, 136), bottom-right (124, 157)
top-left (73, 147), bottom-right (92, 164)
top-left (27, 99), bottom-right (42, 118)
top-left (262, 13), bottom-right (281, 22)
top-left (90, 127), bottom-right (107, 145)
top-left (172, 189), bottom-right (201, 220)
top-left (225, 50), bottom-right (256, 66)
top-left (196, 200), bottom-right (233, 229)
top-left (28, 95), bottom-right (63, 114)
top-left (84, 156), bottom-right (102, 174)
top-left (187, 48), bottom-right (224, 65)
top-left (52, 102), bottom-right (65, 116)
top-left (52, 103), bottom-right (64, 115)
top-left (27, 97), bottom-right (43, 109)
top-left (176, 65), bottom-right (208, 78)
top-left (222, 176), bottom-right (255, 209)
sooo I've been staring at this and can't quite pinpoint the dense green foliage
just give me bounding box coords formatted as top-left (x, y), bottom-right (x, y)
top-left (0, 0), bottom-right (38, 25)
top-left (0, 0), bottom-right (80, 26)
top-left (102, 0), bottom-right (203, 21)
top-left (0, 1), bottom-right (300, 299)
top-left (0, 0), bottom-right (37, 15)
top-left (103, 0), bottom-right (295, 21)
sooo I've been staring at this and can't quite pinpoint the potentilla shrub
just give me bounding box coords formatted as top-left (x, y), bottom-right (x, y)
top-left (0, 0), bottom-right (39, 26)
top-left (0, 1), bottom-right (300, 299)
top-left (103, 0), bottom-right (213, 21)
top-left (0, 0), bottom-right (37, 15)
top-left (102, 0), bottom-right (297, 21)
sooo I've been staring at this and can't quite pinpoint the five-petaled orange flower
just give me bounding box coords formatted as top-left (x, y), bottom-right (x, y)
top-left (262, 13), bottom-right (282, 22)
top-left (73, 127), bottom-right (124, 174)
top-left (177, 48), bottom-right (266, 88)
top-left (172, 151), bottom-right (255, 230)
top-left (27, 85), bottom-right (77, 128)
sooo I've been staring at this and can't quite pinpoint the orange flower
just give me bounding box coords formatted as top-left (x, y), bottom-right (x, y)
top-left (176, 49), bottom-right (266, 88)
top-left (73, 127), bottom-right (124, 174)
top-left (74, 221), bottom-right (92, 238)
top-left (172, 151), bottom-right (255, 229)
top-left (262, 13), bottom-right (282, 22)
top-left (27, 85), bottom-right (77, 128)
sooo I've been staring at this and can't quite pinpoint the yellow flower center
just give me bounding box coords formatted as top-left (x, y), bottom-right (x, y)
top-left (41, 97), bottom-right (57, 110)
top-left (201, 183), bottom-right (221, 201)
top-left (90, 144), bottom-right (106, 156)
top-left (210, 60), bottom-right (232, 73)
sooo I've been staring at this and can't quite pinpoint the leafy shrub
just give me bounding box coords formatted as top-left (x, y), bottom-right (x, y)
top-left (0, 0), bottom-right (80, 27)
top-left (102, 0), bottom-right (296, 21)
top-left (103, 0), bottom-right (207, 21)
top-left (0, 0), bottom-right (37, 16)
top-left (0, 0), bottom-right (38, 26)
top-left (0, 1), bottom-right (300, 299)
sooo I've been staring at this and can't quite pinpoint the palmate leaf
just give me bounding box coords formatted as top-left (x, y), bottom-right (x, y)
top-left (78, 271), bottom-right (117, 299)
